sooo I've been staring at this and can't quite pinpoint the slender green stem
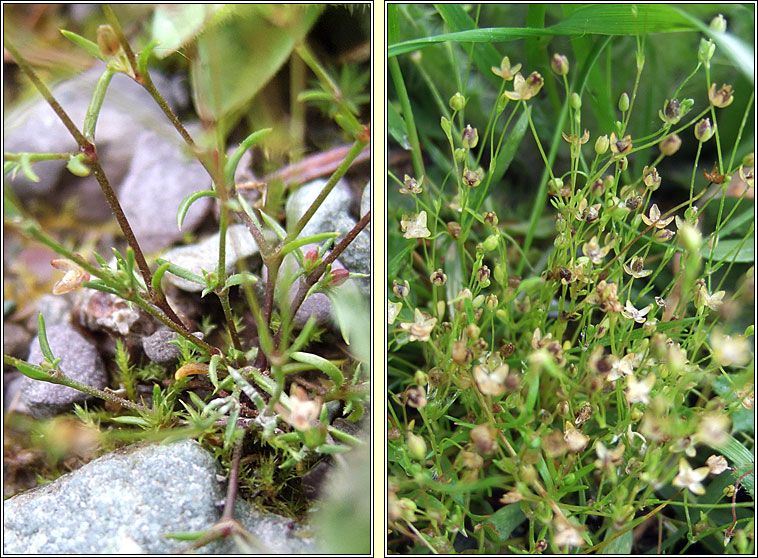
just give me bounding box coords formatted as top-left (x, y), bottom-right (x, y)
top-left (281, 138), bottom-right (368, 249)
top-left (4, 355), bottom-right (146, 413)
top-left (389, 56), bottom-right (425, 180)
top-left (4, 152), bottom-right (71, 162)
top-left (219, 290), bottom-right (243, 355)
top-left (83, 68), bottom-right (115, 141)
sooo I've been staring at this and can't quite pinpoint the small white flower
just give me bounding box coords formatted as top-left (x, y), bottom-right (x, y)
top-left (399, 308), bottom-right (437, 342)
top-left (621, 300), bottom-right (652, 324)
top-left (607, 353), bottom-right (636, 382)
top-left (625, 374), bottom-right (656, 405)
top-left (400, 211), bottom-right (431, 239)
top-left (285, 386), bottom-right (322, 431)
top-left (710, 330), bottom-right (751, 367)
top-left (553, 518), bottom-right (585, 548)
top-left (51, 257), bottom-right (90, 295)
top-left (641, 204), bottom-right (675, 229)
top-left (564, 422), bottom-right (589, 452)
top-left (672, 458), bottom-right (709, 496)
top-left (473, 363), bottom-right (509, 397)
top-left (388, 301), bottom-right (402, 325)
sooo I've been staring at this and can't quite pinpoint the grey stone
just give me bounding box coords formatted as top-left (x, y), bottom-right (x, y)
top-left (285, 178), bottom-right (353, 231)
top-left (36, 293), bottom-right (74, 325)
top-left (3, 440), bottom-right (315, 554)
top-left (3, 322), bottom-right (31, 358)
top-left (161, 224), bottom-right (260, 292)
top-left (20, 323), bottom-right (107, 419)
top-left (118, 127), bottom-right (212, 253)
top-left (4, 63), bottom-right (179, 197)
top-left (142, 328), bottom-right (204, 365)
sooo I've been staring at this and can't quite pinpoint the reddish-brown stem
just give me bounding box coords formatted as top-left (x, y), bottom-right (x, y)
top-left (725, 468), bottom-right (754, 541)
top-left (289, 210), bottom-right (370, 323)
top-left (4, 40), bottom-right (90, 150)
top-left (221, 437), bottom-right (244, 521)
top-left (7, 36), bottom-right (201, 343)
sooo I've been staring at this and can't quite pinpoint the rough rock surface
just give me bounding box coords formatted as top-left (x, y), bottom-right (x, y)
top-left (20, 323), bottom-right (107, 419)
top-left (2, 440), bottom-right (315, 554)
top-left (118, 127), bottom-right (212, 253)
top-left (4, 63), bottom-right (180, 198)
top-left (142, 328), bottom-right (204, 365)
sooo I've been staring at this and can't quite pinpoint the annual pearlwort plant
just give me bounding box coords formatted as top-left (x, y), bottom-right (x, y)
top-left (388, 5), bottom-right (753, 554)
top-left (4, 5), bottom-right (369, 552)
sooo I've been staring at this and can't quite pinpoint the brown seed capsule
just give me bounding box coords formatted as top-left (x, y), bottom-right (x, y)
top-left (447, 221), bottom-right (462, 238)
top-left (96, 24), bottom-right (121, 58)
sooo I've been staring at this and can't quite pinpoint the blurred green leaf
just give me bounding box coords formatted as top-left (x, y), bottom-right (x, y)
top-left (60, 29), bottom-right (104, 60)
top-left (702, 238), bottom-right (754, 263)
top-left (290, 351), bottom-right (344, 388)
top-left (482, 504), bottom-right (526, 542)
top-left (390, 5), bottom-right (698, 58)
top-left (190, 5), bottom-right (321, 121)
top-left (151, 5), bottom-right (226, 58)
top-left (601, 528), bottom-right (633, 554)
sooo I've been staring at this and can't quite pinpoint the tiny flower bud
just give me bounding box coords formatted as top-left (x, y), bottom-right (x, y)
top-left (487, 265), bottom-right (505, 288)
top-left (96, 24), bottom-right (121, 58)
top-left (742, 153), bottom-right (754, 167)
top-left (710, 14), bottom-right (727, 33)
top-left (304, 248), bottom-right (319, 266)
top-left (477, 265), bottom-right (491, 285)
top-left (482, 234), bottom-right (499, 252)
top-left (440, 116), bottom-right (452, 135)
top-left (393, 279), bottom-right (410, 298)
top-left (462, 167), bottom-right (484, 188)
top-left (452, 339), bottom-right (470, 364)
top-left (618, 92), bottom-right (630, 112)
top-left (470, 424), bottom-right (497, 455)
top-left (483, 211), bottom-right (498, 227)
top-left (679, 222), bottom-right (702, 253)
top-left (328, 268), bottom-right (349, 286)
top-left (485, 294), bottom-right (498, 311)
top-left (400, 174), bottom-right (423, 194)
top-left (659, 133), bottom-right (682, 156)
top-left (570, 92), bottom-right (582, 110)
top-left (594, 134), bottom-right (609, 155)
top-left (698, 38), bottom-right (716, 67)
top-left (447, 221), bottom-right (462, 238)
top-left (551, 53), bottom-right (569, 76)
top-left (454, 147), bottom-right (466, 162)
top-left (694, 118), bottom-right (715, 143)
top-left (709, 83), bottom-right (734, 109)
top-left (449, 92), bottom-right (466, 111)
top-left (430, 269), bottom-right (447, 286)
top-left (407, 432), bottom-right (427, 461)
top-left (407, 383), bottom-right (427, 406)
top-left (548, 177), bottom-right (564, 193)
top-left (462, 124), bottom-right (479, 149)
top-left (643, 165), bottom-right (661, 191)
top-left (660, 98), bottom-right (681, 124)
